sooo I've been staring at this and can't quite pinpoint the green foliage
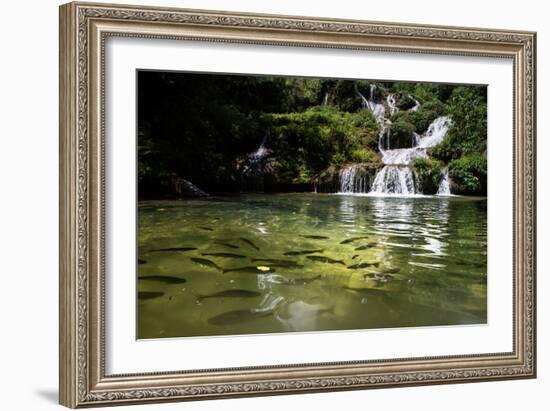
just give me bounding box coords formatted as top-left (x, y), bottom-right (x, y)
top-left (349, 109), bottom-right (380, 150)
top-left (430, 86), bottom-right (487, 163)
top-left (412, 157), bottom-right (443, 194)
top-left (137, 72), bottom-right (487, 196)
top-left (448, 154), bottom-right (487, 195)
top-left (268, 106), bottom-right (380, 177)
top-left (391, 110), bottom-right (435, 135)
top-left (387, 118), bottom-right (415, 149)
top-left (350, 148), bottom-right (379, 163)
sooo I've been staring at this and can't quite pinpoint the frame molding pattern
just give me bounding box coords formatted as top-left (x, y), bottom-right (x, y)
top-left (59, 2), bottom-right (536, 408)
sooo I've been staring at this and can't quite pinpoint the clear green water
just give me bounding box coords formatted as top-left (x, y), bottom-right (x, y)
top-left (137, 194), bottom-right (487, 339)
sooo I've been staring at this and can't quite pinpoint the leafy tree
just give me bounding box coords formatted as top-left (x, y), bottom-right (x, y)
top-left (412, 157), bottom-right (443, 194)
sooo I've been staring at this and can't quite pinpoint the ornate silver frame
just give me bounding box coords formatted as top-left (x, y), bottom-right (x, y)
top-left (59, 1), bottom-right (536, 408)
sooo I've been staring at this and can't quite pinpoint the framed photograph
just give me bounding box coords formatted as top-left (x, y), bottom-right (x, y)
top-left (59, 2), bottom-right (537, 408)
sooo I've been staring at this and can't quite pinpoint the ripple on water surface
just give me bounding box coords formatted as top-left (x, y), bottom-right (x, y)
top-left (137, 193), bottom-right (487, 339)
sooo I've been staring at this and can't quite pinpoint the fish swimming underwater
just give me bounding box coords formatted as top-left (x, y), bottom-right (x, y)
top-left (201, 252), bottom-right (247, 259)
top-left (251, 258), bottom-right (303, 268)
top-left (306, 255), bottom-right (345, 265)
top-left (213, 241), bottom-right (240, 249)
top-left (354, 242), bottom-right (377, 250)
top-left (195, 289), bottom-right (262, 302)
top-left (190, 257), bottom-right (223, 271)
top-left (340, 236), bottom-right (370, 244)
top-left (138, 259), bottom-right (147, 265)
top-left (151, 247), bottom-right (197, 252)
top-left (301, 235), bottom-right (329, 240)
top-left (199, 226), bottom-right (214, 231)
top-left (347, 261), bottom-right (380, 269)
top-left (139, 275), bottom-right (187, 284)
top-left (239, 237), bottom-right (260, 251)
top-left (283, 249), bottom-right (323, 256)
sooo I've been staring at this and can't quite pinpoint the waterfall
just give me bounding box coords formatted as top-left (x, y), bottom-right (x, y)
top-left (371, 166), bottom-right (417, 195)
top-left (338, 165), bottom-right (371, 193)
top-left (336, 82), bottom-right (452, 196)
top-left (410, 96), bottom-right (421, 111)
top-left (436, 168), bottom-right (451, 196)
top-left (354, 83), bottom-right (386, 125)
top-left (240, 135), bottom-right (273, 192)
top-left (387, 94), bottom-right (398, 116)
top-left (417, 116), bottom-right (453, 148)
top-left (323, 92), bottom-right (329, 105)
top-left (370, 116), bottom-right (451, 195)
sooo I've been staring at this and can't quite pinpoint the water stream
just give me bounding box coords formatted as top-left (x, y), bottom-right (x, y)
top-left (340, 84), bottom-right (452, 196)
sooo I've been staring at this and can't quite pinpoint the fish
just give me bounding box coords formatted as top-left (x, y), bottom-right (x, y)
top-left (384, 267), bottom-right (401, 274)
top-left (201, 252), bottom-right (247, 259)
top-left (139, 275), bottom-right (187, 284)
top-left (138, 259), bottom-right (147, 265)
top-left (306, 255), bottom-right (345, 265)
top-left (283, 249), bottom-right (323, 256)
top-left (239, 237), bottom-right (260, 251)
top-left (301, 235), bottom-right (329, 240)
top-left (351, 255), bottom-right (359, 260)
top-left (213, 241), bottom-right (239, 249)
top-left (199, 226), bottom-right (214, 231)
top-left (151, 247), bottom-right (197, 252)
top-left (190, 257), bottom-right (223, 271)
top-left (354, 242), bottom-right (377, 250)
top-left (347, 261), bottom-right (380, 269)
top-left (251, 258), bottom-right (303, 267)
top-left (223, 266), bottom-right (275, 274)
top-left (195, 289), bottom-right (262, 302)
top-left (340, 236), bottom-right (370, 244)
top-left (208, 309), bottom-right (273, 325)
top-left (138, 291), bottom-right (164, 300)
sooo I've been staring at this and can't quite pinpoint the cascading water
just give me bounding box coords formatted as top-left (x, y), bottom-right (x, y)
top-left (337, 83), bottom-right (452, 196)
top-left (338, 165), bottom-right (370, 193)
top-left (371, 116), bottom-right (452, 195)
top-left (387, 94), bottom-right (398, 116)
top-left (354, 83), bottom-right (385, 125)
top-left (240, 135), bottom-right (273, 192)
top-left (371, 166), bottom-right (417, 195)
top-left (410, 96), bottom-right (421, 111)
top-left (436, 167), bottom-right (451, 196)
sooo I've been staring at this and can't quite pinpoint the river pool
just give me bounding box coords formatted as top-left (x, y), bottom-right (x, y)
top-left (137, 193), bottom-right (487, 339)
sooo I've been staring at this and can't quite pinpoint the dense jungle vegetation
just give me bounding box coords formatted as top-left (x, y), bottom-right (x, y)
top-left (137, 71), bottom-right (487, 196)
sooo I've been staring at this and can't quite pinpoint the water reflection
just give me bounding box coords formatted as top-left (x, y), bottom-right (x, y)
top-left (137, 193), bottom-right (487, 338)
